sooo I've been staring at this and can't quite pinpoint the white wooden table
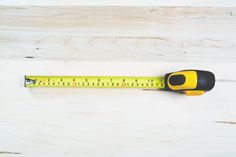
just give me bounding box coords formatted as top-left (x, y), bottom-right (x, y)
top-left (0, 4), bottom-right (236, 157)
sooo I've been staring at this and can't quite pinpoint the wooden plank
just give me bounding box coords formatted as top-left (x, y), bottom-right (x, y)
top-left (0, 6), bottom-right (236, 62)
top-left (0, 60), bottom-right (236, 156)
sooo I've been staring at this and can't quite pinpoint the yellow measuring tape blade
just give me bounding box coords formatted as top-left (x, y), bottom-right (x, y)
top-left (25, 76), bottom-right (165, 89)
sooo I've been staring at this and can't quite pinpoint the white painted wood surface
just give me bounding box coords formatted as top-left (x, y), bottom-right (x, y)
top-left (0, 6), bottom-right (236, 157)
top-left (0, 61), bottom-right (236, 156)
top-left (0, 6), bottom-right (236, 62)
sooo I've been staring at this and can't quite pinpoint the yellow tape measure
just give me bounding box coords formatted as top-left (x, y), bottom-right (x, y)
top-left (25, 70), bottom-right (215, 96)
top-left (25, 76), bottom-right (165, 89)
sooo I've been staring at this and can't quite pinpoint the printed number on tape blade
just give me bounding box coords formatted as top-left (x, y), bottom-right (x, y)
top-left (25, 70), bottom-right (215, 96)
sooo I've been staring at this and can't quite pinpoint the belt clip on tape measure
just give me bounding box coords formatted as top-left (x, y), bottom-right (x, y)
top-left (25, 70), bottom-right (215, 96)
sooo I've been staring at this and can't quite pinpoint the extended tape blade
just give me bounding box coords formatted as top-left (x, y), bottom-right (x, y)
top-left (25, 76), bottom-right (165, 89)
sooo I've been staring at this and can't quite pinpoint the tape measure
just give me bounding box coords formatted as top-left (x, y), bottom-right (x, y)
top-left (25, 70), bottom-right (215, 96)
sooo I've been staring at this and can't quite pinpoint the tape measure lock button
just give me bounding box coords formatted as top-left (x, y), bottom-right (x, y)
top-left (168, 74), bottom-right (186, 86)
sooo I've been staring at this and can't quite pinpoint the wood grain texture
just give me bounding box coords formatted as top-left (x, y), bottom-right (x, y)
top-left (1, 5), bottom-right (236, 156)
top-left (0, 60), bottom-right (236, 156)
top-left (0, 6), bottom-right (236, 62)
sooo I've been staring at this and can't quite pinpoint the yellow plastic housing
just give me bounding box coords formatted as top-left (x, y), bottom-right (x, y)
top-left (167, 71), bottom-right (198, 91)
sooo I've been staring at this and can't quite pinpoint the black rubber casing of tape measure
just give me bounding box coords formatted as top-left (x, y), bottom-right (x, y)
top-left (164, 70), bottom-right (215, 93)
